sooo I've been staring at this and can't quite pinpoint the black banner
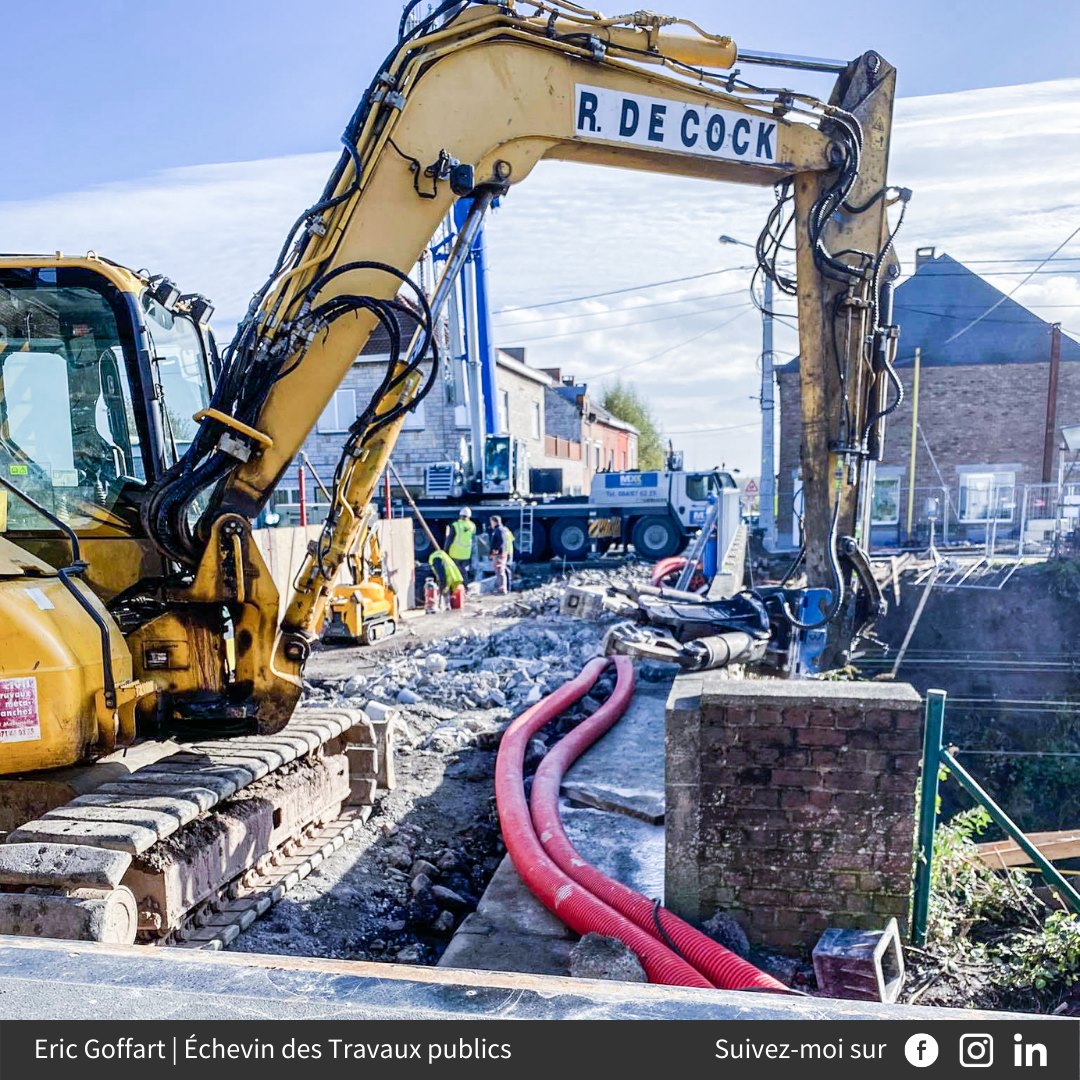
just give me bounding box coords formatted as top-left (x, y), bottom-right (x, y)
top-left (2, 1021), bottom-right (1076, 1079)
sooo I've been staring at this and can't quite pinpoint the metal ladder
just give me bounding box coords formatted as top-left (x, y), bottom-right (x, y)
top-left (518, 502), bottom-right (535, 556)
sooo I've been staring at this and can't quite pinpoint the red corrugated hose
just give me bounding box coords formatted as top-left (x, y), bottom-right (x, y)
top-left (494, 655), bottom-right (791, 992)
top-left (494, 657), bottom-right (711, 988)
top-left (529, 655), bottom-right (790, 994)
top-left (650, 556), bottom-right (687, 587)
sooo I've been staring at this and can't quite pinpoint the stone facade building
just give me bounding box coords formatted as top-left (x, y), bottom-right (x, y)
top-left (271, 333), bottom-right (607, 520)
top-left (541, 369), bottom-right (639, 484)
top-left (777, 248), bottom-right (1080, 548)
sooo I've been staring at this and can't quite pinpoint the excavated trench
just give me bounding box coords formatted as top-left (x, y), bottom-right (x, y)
top-left (227, 567), bottom-right (636, 965)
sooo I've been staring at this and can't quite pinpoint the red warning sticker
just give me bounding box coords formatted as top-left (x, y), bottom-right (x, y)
top-left (0, 676), bottom-right (40, 743)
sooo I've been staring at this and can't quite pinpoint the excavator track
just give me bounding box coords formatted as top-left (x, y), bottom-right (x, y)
top-left (0, 708), bottom-right (382, 946)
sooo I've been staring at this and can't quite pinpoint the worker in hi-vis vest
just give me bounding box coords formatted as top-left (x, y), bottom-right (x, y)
top-left (445, 506), bottom-right (476, 580)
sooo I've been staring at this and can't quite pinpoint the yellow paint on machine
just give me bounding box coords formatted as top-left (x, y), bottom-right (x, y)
top-left (0, 539), bottom-right (134, 773)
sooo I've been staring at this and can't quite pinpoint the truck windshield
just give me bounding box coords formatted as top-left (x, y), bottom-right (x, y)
top-left (0, 270), bottom-right (144, 530)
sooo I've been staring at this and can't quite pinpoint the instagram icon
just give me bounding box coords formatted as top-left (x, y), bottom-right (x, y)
top-left (960, 1034), bottom-right (994, 1068)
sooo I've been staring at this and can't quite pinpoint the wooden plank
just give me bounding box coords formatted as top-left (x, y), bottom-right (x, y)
top-left (975, 830), bottom-right (1080, 869)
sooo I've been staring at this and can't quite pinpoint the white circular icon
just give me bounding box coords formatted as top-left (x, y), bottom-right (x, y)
top-left (904, 1033), bottom-right (939, 1067)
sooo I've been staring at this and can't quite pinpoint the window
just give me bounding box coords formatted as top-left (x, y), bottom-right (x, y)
top-left (403, 399), bottom-right (426, 430)
top-left (530, 401), bottom-right (541, 440)
top-left (959, 470), bottom-right (1015, 523)
top-left (0, 272), bottom-right (147, 531)
top-left (317, 389), bottom-right (356, 433)
top-left (594, 443), bottom-right (601, 470)
top-left (872, 476), bottom-right (902, 525)
top-left (143, 295), bottom-right (211, 461)
top-left (685, 474), bottom-right (709, 502)
top-left (498, 391), bottom-right (509, 435)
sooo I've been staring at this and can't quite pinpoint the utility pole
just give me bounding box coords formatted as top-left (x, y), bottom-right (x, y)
top-left (1042, 323), bottom-right (1062, 484)
top-left (720, 234), bottom-right (776, 549)
top-left (759, 272), bottom-right (777, 549)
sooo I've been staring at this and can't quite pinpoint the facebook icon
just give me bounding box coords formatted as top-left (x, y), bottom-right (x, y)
top-left (904, 1033), bottom-right (940, 1067)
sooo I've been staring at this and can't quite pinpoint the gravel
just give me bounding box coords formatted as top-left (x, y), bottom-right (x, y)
top-left (228, 562), bottom-right (645, 965)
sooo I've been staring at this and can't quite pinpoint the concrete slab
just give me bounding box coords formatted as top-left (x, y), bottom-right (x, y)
top-left (0, 936), bottom-right (1028, 1020)
top-left (441, 682), bottom-right (670, 977)
top-left (475, 858), bottom-right (572, 939)
top-left (562, 685), bottom-right (667, 811)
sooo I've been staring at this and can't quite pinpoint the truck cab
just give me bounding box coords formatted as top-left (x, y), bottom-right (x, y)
top-left (588, 468), bottom-right (739, 560)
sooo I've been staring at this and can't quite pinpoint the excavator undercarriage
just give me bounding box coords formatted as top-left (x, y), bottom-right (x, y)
top-left (0, 710), bottom-right (387, 946)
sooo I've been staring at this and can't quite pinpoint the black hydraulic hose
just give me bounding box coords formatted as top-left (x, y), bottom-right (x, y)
top-left (780, 497), bottom-right (844, 631)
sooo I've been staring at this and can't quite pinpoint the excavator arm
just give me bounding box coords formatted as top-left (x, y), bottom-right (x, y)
top-left (143, 2), bottom-right (901, 729)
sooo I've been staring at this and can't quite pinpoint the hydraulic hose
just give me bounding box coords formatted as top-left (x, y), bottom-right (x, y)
top-left (529, 656), bottom-right (790, 994)
top-left (494, 658), bottom-right (712, 988)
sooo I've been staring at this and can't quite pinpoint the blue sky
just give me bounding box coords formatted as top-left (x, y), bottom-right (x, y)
top-left (5, 3), bottom-right (1079, 470)
top-left (9, 0), bottom-right (1079, 200)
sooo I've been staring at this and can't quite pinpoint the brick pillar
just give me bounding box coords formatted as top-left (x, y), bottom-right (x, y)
top-left (666, 675), bottom-right (922, 953)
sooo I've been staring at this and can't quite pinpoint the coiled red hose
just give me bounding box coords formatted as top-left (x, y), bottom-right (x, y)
top-left (530, 655), bottom-right (790, 994)
top-left (650, 556), bottom-right (687, 587)
top-left (494, 658), bottom-right (712, 988)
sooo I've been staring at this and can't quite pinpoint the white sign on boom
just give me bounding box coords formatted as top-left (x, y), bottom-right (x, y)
top-left (573, 84), bottom-right (777, 165)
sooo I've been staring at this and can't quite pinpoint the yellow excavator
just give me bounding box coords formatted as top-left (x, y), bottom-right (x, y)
top-left (0, 1), bottom-right (903, 944)
top-left (322, 510), bottom-right (400, 646)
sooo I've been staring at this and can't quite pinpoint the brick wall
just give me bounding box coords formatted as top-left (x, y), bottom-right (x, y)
top-left (666, 675), bottom-right (922, 952)
top-left (777, 358), bottom-right (1080, 544)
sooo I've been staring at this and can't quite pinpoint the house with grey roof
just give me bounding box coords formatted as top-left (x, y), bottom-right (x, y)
top-left (776, 247), bottom-right (1080, 548)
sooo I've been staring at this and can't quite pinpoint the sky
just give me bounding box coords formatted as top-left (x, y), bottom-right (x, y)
top-left (4, 2), bottom-right (1080, 472)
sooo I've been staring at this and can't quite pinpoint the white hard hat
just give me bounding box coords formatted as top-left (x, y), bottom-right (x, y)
top-left (459, 506), bottom-right (472, 518)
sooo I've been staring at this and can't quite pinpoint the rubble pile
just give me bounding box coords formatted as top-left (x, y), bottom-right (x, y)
top-left (232, 564), bottom-right (639, 966)
top-left (304, 565), bottom-right (647, 714)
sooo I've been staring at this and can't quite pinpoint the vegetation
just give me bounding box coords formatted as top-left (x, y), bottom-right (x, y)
top-left (600, 380), bottom-right (665, 470)
top-left (907, 807), bottom-right (1080, 1013)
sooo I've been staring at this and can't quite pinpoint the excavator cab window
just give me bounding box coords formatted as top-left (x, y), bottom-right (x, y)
top-left (0, 269), bottom-right (148, 530)
top-left (141, 294), bottom-right (211, 462)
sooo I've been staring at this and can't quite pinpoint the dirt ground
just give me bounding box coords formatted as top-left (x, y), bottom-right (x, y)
top-left (228, 569), bottom-right (622, 964)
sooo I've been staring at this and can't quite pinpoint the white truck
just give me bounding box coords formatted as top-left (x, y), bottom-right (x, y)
top-left (410, 466), bottom-right (741, 562)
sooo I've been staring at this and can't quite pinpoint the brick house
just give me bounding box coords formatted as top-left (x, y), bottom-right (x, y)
top-left (541, 369), bottom-right (639, 485)
top-left (776, 248), bottom-right (1080, 548)
top-left (271, 331), bottom-right (588, 520)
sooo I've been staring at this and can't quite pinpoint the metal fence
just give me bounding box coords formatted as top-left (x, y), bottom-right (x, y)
top-left (1018, 482), bottom-right (1080, 558)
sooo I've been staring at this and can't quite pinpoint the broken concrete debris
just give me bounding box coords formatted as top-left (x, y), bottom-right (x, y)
top-left (231, 566), bottom-right (641, 968)
top-left (569, 933), bottom-right (648, 983)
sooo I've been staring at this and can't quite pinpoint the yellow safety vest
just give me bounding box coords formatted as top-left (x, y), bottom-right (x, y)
top-left (448, 518), bottom-right (475, 560)
top-left (504, 527), bottom-right (515, 559)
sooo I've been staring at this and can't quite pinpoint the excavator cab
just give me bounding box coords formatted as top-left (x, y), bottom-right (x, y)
top-left (0, 256), bottom-right (219, 772)
top-left (0, 257), bottom-right (216, 537)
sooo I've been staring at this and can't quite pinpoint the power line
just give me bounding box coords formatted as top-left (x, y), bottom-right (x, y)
top-left (585, 307), bottom-right (755, 379)
top-left (943, 224), bottom-right (1080, 345)
top-left (492, 266), bottom-right (754, 314)
top-left (662, 419), bottom-right (761, 436)
top-left (493, 286), bottom-right (747, 324)
top-left (496, 300), bottom-right (752, 345)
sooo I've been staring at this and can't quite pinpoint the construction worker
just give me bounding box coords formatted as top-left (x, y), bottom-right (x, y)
top-left (488, 515), bottom-right (510, 595)
top-left (446, 506), bottom-right (476, 581)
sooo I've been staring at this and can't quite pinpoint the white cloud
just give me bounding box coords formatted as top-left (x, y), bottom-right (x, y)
top-left (2, 78), bottom-right (1078, 473)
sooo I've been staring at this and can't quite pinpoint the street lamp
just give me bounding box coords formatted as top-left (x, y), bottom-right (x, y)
top-left (719, 233), bottom-right (776, 549)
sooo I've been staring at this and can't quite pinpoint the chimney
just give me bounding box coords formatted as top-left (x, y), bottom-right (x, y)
top-left (540, 368), bottom-right (562, 383)
top-left (563, 375), bottom-right (575, 387)
top-left (915, 246), bottom-right (936, 270)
